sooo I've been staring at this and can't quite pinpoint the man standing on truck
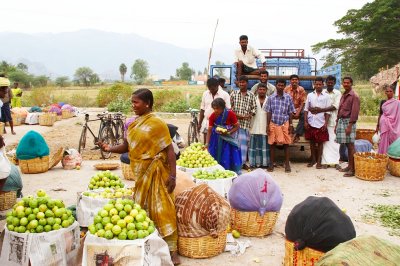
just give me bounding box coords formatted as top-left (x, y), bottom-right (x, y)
top-left (284, 74), bottom-right (306, 143)
top-left (230, 75), bottom-right (257, 170)
top-left (234, 35), bottom-right (266, 78)
top-left (304, 77), bottom-right (331, 169)
top-left (198, 78), bottom-right (231, 143)
top-left (250, 70), bottom-right (276, 96)
top-left (335, 76), bottom-right (360, 177)
top-left (265, 79), bottom-right (295, 173)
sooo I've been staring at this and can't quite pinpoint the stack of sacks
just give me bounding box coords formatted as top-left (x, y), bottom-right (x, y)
top-left (175, 184), bottom-right (230, 238)
top-left (16, 131), bottom-right (50, 160)
top-left (229, 169), bottom-right (283, 215)
top-left (285, 196), bottom-right (356, 253)
top-left (48, 105), bottom-right (61, 115)
top-left (11, 107), bottom-right (29, 118)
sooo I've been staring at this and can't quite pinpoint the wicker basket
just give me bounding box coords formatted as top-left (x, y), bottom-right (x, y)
top-left (354, 152), bottom-right (388, 181)
top-left (39, 113), bottom-right (55, 126)
top-left (0, 191), bottom-right (17, 211)
top-left (19, 156), bottom-right (50, 174)
top-left (230, 209), bottom-right (279, 236)
top-left (178, 230), bottom-right (227, 258)
top-left (388, 157), bottom-right (400, 177)
top-left (122, 162), bottom-right (136, 181)
top-left (0, 122), bottom-right (4, 136)
top-left (284, 240), bottom-right (325, 266)
top-left (94, 163), bottom-right (120, 170)
top-left (356, 129), bottom-right (375, 144)
top-left (62, 109), bottom-right (73, 119)
top-left (49, 147), bottom-right (64, 170)
top-left (11, 113), bottom-right (25, 126)
top-left (56, 115), bottom-right (62, 121)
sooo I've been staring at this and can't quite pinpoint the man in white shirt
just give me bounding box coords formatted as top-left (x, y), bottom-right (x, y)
top-left (250, 70), bottom-right (276, 96)
top-left (234, 35), bottom-right (266, 78)
top-left (304, 77), bottom-right (332, 169)
top-left (198, 78), bottom-right (231, 143)
top-left (310, 75), bottom-right (342, 167)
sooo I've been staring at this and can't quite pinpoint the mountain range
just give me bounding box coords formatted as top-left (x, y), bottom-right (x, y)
top-left (0, 29), bottom-right (233, 80)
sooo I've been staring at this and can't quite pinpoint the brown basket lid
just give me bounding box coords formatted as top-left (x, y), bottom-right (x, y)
top-left (48, 147), bottom-right (65, 170)
top-left (94, 163), bottom-right (120, 170)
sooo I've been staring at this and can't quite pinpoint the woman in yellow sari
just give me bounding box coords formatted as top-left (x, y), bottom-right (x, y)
top-left (100, 88), bottom-right (180, 264)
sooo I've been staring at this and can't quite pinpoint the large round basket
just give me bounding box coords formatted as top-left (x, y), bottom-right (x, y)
top-left (0, 191), bottom-right (17, 211)
top-left (284, 239), bottom-right (325, 266)
top-left (178, 230), bottom-right (227, 259)
top-left (39, 113), bottom-right (55, 126)
top-left (122, 162), bottom-right (136, 181)
top-left (48, 147), bottom-right (64, 170)
top-left (354, 152), bottom-right (388, 181)
top-left (355, 129), bottom-right (375, 144)
top-left (388, 157), bottom-right (400, 177)
top-left (56, 115), bottom-right (62, 121)
top-left (11, 113), bottom-right (24, 126)
top-left (230, 209), bottom-right (279, 237)
top-left (0, 122), bottom-right (4, 136)
top-left (61, 109), bottom-right (73, 119)
top-left (19, 156), bottom-right (50, 174)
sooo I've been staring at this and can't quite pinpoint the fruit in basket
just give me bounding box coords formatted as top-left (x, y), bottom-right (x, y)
top-left (82, 187), bottom-right (132, 198)
top-left (232, 230), bottom-right (240, 238)
top-left (176, 142), bottom-right (218, 168)
top-left (192, 169), bottom-right (236, 179)
top-left (5, 190), bottom-right (75, 233)
top-left (88, 171), bottom-right (125, 190)
top-left (89, 199), bottom-right (156, 240)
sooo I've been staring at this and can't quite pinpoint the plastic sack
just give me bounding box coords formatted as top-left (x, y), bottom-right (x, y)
top-left (285, 196), bottom-right (356, 253)
top-left (228, 168), bottom-right (283, 215)
top-left (387, 136), bottom-right (400, 158)
top-left (48, 106), bottom-right (61, 115)
top-left (16, 130), bottom-right (50, 160)
top-left (0, 148), bottom-right (11, 179)
top-left (339, 139), bottom-right (373, 161)
top-left (372, 132), bottom-right (380, 144)
top-left (61, 104), bottom-right (74, 112)
top-left (62, 149), bottom-right (82, 170)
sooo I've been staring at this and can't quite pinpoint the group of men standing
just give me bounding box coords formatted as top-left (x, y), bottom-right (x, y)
top-left (198, 34), bottom-right (360, 177)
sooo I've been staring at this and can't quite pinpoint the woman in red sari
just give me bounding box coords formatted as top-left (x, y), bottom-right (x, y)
top-left (376, 86), bottom-right (400, 154)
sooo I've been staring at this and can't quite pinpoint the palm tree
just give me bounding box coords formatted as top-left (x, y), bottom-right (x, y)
top-left (119, 63), bottom-right (127, 82)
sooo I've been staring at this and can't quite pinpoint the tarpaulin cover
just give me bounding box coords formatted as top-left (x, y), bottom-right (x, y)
top-left (16, 130), bottom-right (50, 160)
top-left (285, 196), bottom-right (356, 252)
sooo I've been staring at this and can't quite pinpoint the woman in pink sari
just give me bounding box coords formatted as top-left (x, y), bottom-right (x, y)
top-left (376, 86), bottom-right (400, 154)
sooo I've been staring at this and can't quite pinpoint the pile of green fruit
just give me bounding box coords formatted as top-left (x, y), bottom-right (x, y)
top-left (82, 187), bottom-right (133, 199)
top-left (88, 171), bottom-right (125, 190)
top-left (6, 190), bottom-right (75, 233)
top-left (88, 199), bottom-right (155, 240)
top-left (192, 169), bottom-right (236, 180)
top-left (176, 142), bottom-right (218, 168)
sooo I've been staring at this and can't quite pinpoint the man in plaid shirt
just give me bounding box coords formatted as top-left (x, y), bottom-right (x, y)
top-left (265, 79), bottom-right (295, 172)
top-left (230, 76), bottom-right (257, 169)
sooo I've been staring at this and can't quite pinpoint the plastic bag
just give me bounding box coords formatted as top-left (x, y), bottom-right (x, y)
top-left (62, 149), bottom-right (82, 170)
top-left (372, 132), bottom-right (380, 144)
top-left (228, 168), bottom-right (283, 215)
top-left (285, 196), bottom-right (356, 252)
top-left (387, 136), bottom-right (400, 158)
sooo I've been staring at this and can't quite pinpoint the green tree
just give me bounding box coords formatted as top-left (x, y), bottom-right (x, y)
top-left (130, 59), bottom-right (149, 85)
top-left (32, 75), bottom-right (49, 87)
top-left (0, 61), bottom-right (16, 75)
top-left (55, 76), bottom-right (70, 87)
top-left (312, 0), bottom-right (400, 78)
top-left (215, 61), bottom-right (226, 78)
top-left (89, 73), bottom-right (100, 85)
top-left (119, 63), bottom-right (127, 82)
top-left (176, 62), bottom-right (193, 81)
top-left (74, 67), bottom-right (96, 86)
top-left (17, 63), bottom-right (28, 72)
top-left (8, 70), bottom-right (33, 88)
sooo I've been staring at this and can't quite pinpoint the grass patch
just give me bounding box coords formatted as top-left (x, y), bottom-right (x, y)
top-left (362, 204), bottom-right (400, 236)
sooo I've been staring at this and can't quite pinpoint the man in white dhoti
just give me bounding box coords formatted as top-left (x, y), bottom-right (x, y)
top-left (309, 75), bottom-right (341, 167)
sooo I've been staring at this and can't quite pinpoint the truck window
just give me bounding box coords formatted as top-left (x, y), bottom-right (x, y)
top-left (278, 67), bottom-right (298, 76)
top-left (212, 67), bottom-right (232, 85)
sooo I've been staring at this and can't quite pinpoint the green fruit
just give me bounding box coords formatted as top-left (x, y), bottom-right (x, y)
top-left (39, 218), bottom-right (47, 226)
top-left (104, 230), bottom-right (113, 239)
top-left (61, 213), bottom-right (69, 221)
top-left (135, 213), bottom-right (145, 223)
top-left (97, 229), bottom-right (106, 238)
top-left (54, 209), bottom-right (63, 218)
top-left (117, 220), bottom-right (126, 229)
top-left (36, 212), bottom-right (45, 220)
top-left (36, 225), bottom-right (44, 233)
top-left (115, 203), bottom-right (124, 211)
top-left (109, 208), bottom-right (118, 216)
top-left (124, 215), bottom-right (134, 224)
top-left (44, 225), bottom-right (52, 232)
top-left (24, 207), bottom-right (32, 216)
top-left (112, 225), bottom-right (122, 235)
top-left (137, 230), bottom-right (146, 239)
top-left (127, 223), bottom-right (136, 231)
top-left (142, 221), bottom-right (149, 230)
top-left (62, 220), bottom-right (70, 228)
top-left (39, 204), bottom-right (47, 213)
top-left (103, 204), bottom-right (114, 212)
top-left (94, 215), bottom-right (102, 224)
top-left (100, 210), bottom-right (109, 218)
top-left (55, 218), bottom-right (62, 225)
top-left (147, 225), bottom-right (155, 234)
top-left (111, 215), bottom-right (120, 225)
top-left (232, 230), bottom-right (240, 238)
top-left (46, 217), bottom-right (55, 226)
top-left (102, 217), bottom-right (111, 226)
top-left (118, 231), bottom-right (127, 240)
top-left (16, 211), bottom-right (25, 219)
top-left (54, 200), bottom-right (64, 208)
top-left (27, 214), bottom-right (36, 221)
top-left (6, 215), bottom-right (14, 224)
top-left (32, 208), bottom-right (39, 215)
top-left (119, 211), bottom-right (127, 219)
top-left (124, 204), bottom-right (132, 213)
top-left (47, 200), bottom-right (55, 209)
top-left (29, 219), bottom-right (38, 229)
top-left (15, 205), bottom-right (25, 213)
top-left (36, 189), bottom-right (47, 197)
top-left (12, 217), bottom-right (20, 227)
top-left (135, 222), bottom-right (143, 230)
top-left (45, 210), bottom-right (54, 218)
top-left (29, 199), bottom-right (38, 208)
top-left (104, 223), bottom-right (114, 231)
top-left (130, 209), bottom-right (138, 218)
top-left (127, 230), bottom-right (138, 240)
top-left (7, 224), bottom-right (14, 231)
top-left (95, 223), bottom-right (104, 231)
top-left (18, 226), bottom-right (26, 233)
top-left (53, 224), bottom-right (61, 230)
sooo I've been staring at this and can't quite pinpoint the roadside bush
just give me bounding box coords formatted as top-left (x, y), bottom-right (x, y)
top-left (97, 83), bottom-right (133, 107)
top-left (68, 92), bottom-right (96, 107)
top-left (160, 99), bottom-right (189, 113)
top-left (152, 90), bottom-right (183, 111)
top-left (188, 94), bottom-right (202, 109)
top-left (26, 87), bottom-right (55, 106)
top-left (107, 96), bottom-right (131, 114)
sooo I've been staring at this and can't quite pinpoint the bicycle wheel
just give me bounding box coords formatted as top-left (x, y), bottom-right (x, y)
top-left (114, 121), bottom-right (124, 144)
top-left (99, 125), bottom-right (116, 159)
top-left (78, 127), bottom-right (87, 155)
top-left (187, 122), bottom-right (198, 146)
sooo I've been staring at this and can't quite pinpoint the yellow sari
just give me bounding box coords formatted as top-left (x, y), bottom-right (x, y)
top-left (127, 113), bottom-right (177, 251)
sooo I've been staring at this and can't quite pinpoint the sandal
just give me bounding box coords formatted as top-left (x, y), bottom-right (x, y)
top-left (307, 161), bottom-right (316, 167)
top-left (267, 165), bottom-right (274, 172)
top-left (339, 167), bottom-right (350, 172)
top-left (343, 171), bottom-right (355, 177)
top-left (316, 164), bottom-right (323, 169)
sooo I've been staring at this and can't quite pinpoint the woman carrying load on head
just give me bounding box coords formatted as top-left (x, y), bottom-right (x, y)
top-left (376, 85), bottom-right (400, 154)
top-left (99, 88), bottom-right (180, 265)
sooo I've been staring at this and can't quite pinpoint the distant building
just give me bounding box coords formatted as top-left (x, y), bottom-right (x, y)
top-left (193, 74), bottom-right (207, 82)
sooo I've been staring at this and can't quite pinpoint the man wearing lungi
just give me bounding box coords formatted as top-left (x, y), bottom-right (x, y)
top-left (230, 75), bottom-right (257, 170)
top-left (265, 79), bottom-right (295, 173)
top-left (335, 77), bottom-right (360, 177)
top-left (304, 77), bottom-right (331, 169)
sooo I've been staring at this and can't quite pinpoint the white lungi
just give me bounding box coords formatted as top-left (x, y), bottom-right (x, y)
top-left (322, 126), bottom-right (340, 164)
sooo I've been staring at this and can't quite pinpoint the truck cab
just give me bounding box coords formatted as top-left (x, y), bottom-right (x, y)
top-left (210, 49), bottom-right (341, 93)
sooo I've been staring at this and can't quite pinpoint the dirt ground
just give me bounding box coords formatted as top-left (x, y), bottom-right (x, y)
top-left (2, 109), bottom-right (400, 266)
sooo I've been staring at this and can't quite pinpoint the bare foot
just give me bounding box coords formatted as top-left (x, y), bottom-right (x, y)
top-left (170, 251), bottom-right (181, 265)
top-left (11, 131), bottom-right (16, 135)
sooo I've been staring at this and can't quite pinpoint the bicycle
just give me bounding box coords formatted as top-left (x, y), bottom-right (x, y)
top-left (113, 112), bottom-right (126, 144)
top-left (187, 108), bottom-right (200, 145)
top-left (78, 112), bottom-right (115, 159)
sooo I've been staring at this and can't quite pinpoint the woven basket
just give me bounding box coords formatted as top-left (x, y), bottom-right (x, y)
top-left (11, 113), bottom-right (24, 126)
top-left (178, 230), bottom-right (227, 258)
top-left (19, 156), bottom-right (50, 174)
top-left (49, 147), bottom-right (64, 170)
top-left (122, 162), bottom-right (136, 181)
top-left (56, 115), bottom-right (62, 121)
top-left (0, 122), bottom-right (4, 136)
top-left (94, 163), bottom-right (120, 170)
top-left (354, 152), bottom-right (388, 181)
top-left (230, 209), bottom-right (279, 236)
top-left (62, 109), bottom-right (73, 119)
top-left (284, 240), bottom-right (325, 266)
top-left (356, 129), bottom-right (375, 144)
top-left (388, 157), bottom-right (400, 177)
top-left (0, 191), bottom-right (17, 211)
top-left (39, 113), bottom-right (55, 126)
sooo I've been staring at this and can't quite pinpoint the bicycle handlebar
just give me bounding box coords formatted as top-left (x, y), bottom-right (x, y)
top-left (187, 108), bottom-right (200, 113)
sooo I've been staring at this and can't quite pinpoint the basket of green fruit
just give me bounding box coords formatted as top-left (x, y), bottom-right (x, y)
top-left (88, 171), bottom-right (125, 190)
top-left (191, 169), bottom-right (237, 199)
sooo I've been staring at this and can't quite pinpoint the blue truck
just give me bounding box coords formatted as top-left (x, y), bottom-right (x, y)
top-left (209, 49), bottom-right (341, 92)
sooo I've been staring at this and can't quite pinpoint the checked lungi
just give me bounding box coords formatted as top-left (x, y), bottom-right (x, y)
top-left (249, 134), bottom-right (270, 167)
top-left (335, 118), bottom-right (356, 144)
top-left (238, 128), bottom-right (250, 165)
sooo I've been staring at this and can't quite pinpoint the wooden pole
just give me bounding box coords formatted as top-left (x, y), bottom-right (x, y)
top-left (207, 19), bottom-right (219, 77)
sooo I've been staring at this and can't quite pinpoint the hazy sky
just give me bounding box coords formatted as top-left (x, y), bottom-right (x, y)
top-left (1, 0), bottom-right (371, 60)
